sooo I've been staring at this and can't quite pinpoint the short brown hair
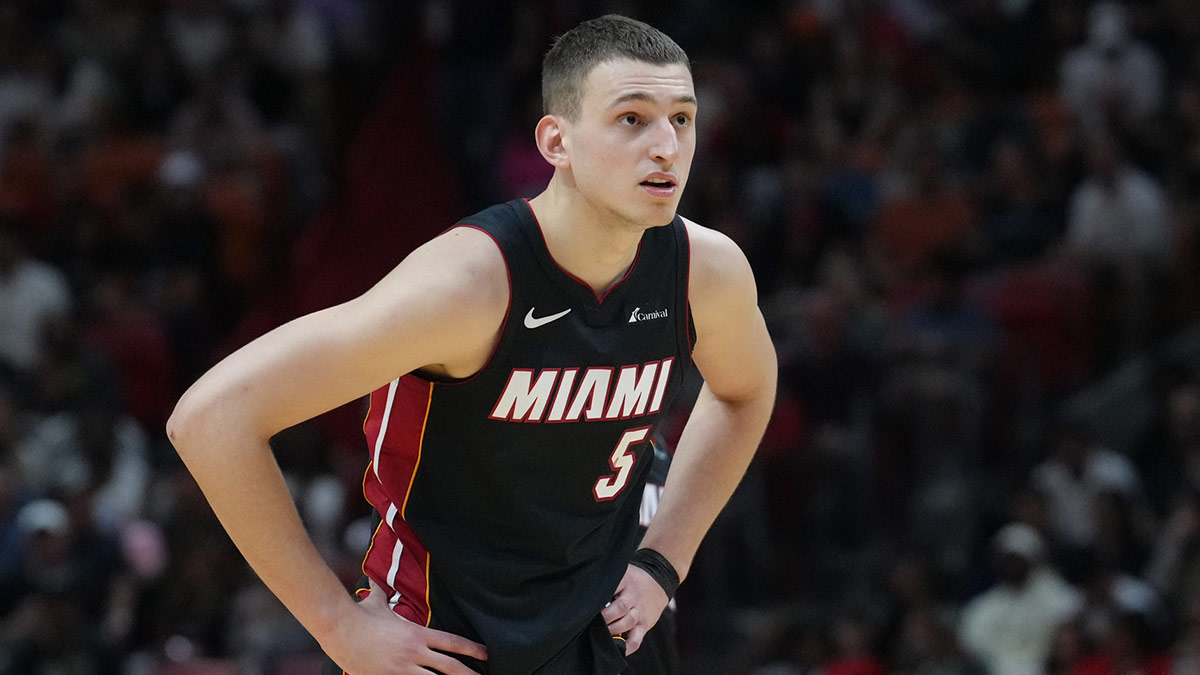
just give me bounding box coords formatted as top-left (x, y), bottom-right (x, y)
top-left (542, 14), bottom-right (690, 121)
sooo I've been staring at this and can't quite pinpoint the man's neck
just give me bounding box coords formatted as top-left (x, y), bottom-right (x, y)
top-left (528, 184), bottom-right (649, 297)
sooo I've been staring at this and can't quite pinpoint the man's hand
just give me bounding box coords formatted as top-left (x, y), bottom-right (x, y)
top-left (601, 565), bottom-right (670, 655)
top-left (323, 579), bottom-right (487, 675)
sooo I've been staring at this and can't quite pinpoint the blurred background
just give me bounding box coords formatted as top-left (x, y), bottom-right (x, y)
top-left (1, 0), bottom-right (1200, 673)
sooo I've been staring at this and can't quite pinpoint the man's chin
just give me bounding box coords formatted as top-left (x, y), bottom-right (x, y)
top-left (640, 203), bottom-right (680, 228)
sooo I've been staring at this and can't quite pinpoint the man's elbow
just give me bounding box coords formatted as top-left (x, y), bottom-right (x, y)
top-left (165, 394), bottom-right (198, 456)
top-left (165, 388), bottom-right (219, 459)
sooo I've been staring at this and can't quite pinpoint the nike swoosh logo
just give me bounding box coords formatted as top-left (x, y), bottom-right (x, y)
top-left (524, 307), bottom-right (571, 329)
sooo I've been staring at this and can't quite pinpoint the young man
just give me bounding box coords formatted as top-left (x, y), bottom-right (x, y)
top-left (167, 14), bottom-right (776, 675)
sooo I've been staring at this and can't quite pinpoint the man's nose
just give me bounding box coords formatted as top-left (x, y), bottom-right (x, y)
top-left (649, 118), bottom-right (679, 165)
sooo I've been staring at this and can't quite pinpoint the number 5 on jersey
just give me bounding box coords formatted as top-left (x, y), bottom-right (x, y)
top-left (594, 427), bottom-right (651, 501)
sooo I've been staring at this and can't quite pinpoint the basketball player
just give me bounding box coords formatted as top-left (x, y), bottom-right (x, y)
top-left (167, 14), bottom-right (776, 675)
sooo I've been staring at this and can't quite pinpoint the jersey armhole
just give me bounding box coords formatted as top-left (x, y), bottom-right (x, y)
top-left (411, 223), bottom-right (513, 386)
top-left (680, 217), bottom-right (696, 358)
top-left (686, 305), bottom-right (696, 352)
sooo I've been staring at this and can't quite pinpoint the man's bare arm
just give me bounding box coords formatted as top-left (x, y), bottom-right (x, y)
top-left (166, 227), bottom-right (506, 674)
top-left (640, 221), bottom-right (777, 578)
top-left (602, 221), bottom-right (776, 652)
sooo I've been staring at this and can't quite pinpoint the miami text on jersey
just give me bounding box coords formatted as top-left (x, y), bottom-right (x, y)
top-left (489, 358), bottom-right (675, 423)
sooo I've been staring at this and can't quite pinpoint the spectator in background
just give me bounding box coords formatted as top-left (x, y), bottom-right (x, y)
top-left (1046, 617), bottom-right (1092, 675)
top-left (247, 0), bottom-right (333, 81)
top-left (0, 118), bottom-right (56, 249)
top-left (872, 139), bottom-right (977, 293)
top-left (84, 269), bottom-right (177, 432)
top-left (891, 605), bottom-right (984, 675)
top-left (824, 610), bottom-right (886, 675)
top-left (170, 67), bottom-right (280, 304)
top-left (1140, 371), bottom-right (1200, 517)
top-left (959, 523), bottom-right (1082, 675)
top-left (1060, 1), bottom-right (1165, 146)
top-left (1075, 554), bottom-right (1169, 655)
top-left (978, 135), bottom-right (1060, 266)
top-left (0, 498), bottom-right (120, 673)
top-left (0, 217), bottom-right (71, 375)
top-left (878, 553), bottom-right (946, 652)
top-left (15, 394), bottom-right (149, 535)
top-left (163, 0), bottom-right (235, 81)
top-left (426, 0), bottom-right (520, 211)
top-left (1070, 611), bottom-right (1171, 675)
top-left (1167, 81), bottom-right (1200, 303)
top-left (1065, 135), bottom-right (1172, 272)
top-left (1173, 599), bottom-right (1200, 675)
top-left (0, 14), bottom-right (55, 163)
top-left (1144, 490), bottom-right (1200, 622)
top-left (224, 581), bottom-right (320, 674)
top-left (119, 31), bottom-right (188, 135)
top-left (809, 25), bottom-right (902, 158)
top-left (0, 387), bottom-right (24, 610)
top-left (169, 68), bottom-right (264, 173)
top-left (1066, 133), bottom-right (1172, 269)
top-left (734, 614), bottom-right (828, 675)
top-left (1091, 489), bottom-right (1155, 577)
top-left (26, 311), bottom-right (119, 417)
top-left (1063, 108), bottom-right (1173, 369)
top-left (879, 251), bottom-right (994, 581)
top-left (1032, 420), bottom-right (1149, 578)
top-left (152, 149), bottom-right (227, 382)
top-left (893, 251), bottom-right (995, 372)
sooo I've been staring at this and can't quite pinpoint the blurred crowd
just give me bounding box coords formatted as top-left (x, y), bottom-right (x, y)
top-left (1, 0), bottom-right (1200, 674)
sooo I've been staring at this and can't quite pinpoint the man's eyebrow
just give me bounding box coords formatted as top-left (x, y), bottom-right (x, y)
top-left (608, 91), bottom-right (698, 108)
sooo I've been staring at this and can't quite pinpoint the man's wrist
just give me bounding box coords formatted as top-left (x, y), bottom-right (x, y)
top-left (629, 547), bottom-right (680, 599)
top-left (312, 589), bottom-right (362, 652)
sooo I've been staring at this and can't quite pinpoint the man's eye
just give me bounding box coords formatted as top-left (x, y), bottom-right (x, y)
top-left (620, 114), bottom-right (639, 125)
top-left (674, 115), bottom-right (690, 126)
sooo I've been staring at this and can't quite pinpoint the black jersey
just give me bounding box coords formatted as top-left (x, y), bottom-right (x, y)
top-left (359, 199), bottom-right (693, 674)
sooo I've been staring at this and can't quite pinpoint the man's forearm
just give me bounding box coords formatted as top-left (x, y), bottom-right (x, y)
top-left (168, 404), bottom-right (356, 649)
top-left (638, 382), bottom-right (774, 581)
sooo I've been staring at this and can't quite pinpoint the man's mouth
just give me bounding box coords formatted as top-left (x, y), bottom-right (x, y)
top-left (639, 173), bottom-right (678, 198)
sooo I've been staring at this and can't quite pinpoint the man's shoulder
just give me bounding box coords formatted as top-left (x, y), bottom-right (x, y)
top-left (369, 222), bottom-right (509, 331)
top-left (352, 222), bottom-right (510, 379)
top-left (679, 216), bottom-right (753, 293)
top-left (408, 225), bottom-right (510, 299)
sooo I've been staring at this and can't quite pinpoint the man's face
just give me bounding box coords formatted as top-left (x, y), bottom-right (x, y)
top-left (560, 58), bottom-right (696, 230)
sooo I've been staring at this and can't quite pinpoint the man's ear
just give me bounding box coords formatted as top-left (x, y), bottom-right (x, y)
top-left (535, 114), bottom-right (570, 168)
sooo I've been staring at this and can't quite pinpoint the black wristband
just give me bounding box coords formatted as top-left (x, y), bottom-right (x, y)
top-left (629, 547), bottom-right (680, 599)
